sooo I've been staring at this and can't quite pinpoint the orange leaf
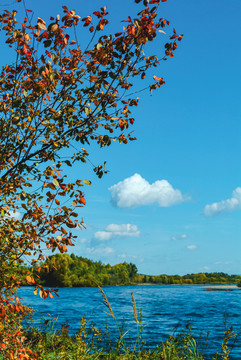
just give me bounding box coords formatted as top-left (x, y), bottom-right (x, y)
top-left (80, 197), bottom-right (86, 205)
top-left (62, 244), bottom-right (67, 252)
top-left (153, 75), bottom-right (163, 81)
top-left (25, 276), bottom-right (32, 284)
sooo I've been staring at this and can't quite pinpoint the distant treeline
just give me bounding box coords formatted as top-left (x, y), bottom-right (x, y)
top-left (21, 254), bottom-right (241, 287)
top-left (137, 272), bottom-right (241, 285)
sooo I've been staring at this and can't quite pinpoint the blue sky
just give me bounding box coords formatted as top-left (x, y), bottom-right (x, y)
top-left (8, 0), bottom-right (241, 275)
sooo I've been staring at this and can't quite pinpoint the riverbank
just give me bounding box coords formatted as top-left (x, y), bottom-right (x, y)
top-left (14, 323), bottom-right (236, 360)
top-left (20, 253), bottom-right (241, 288)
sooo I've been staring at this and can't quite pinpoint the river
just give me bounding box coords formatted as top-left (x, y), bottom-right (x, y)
top-left (18, 284), bottom-right (241, 359)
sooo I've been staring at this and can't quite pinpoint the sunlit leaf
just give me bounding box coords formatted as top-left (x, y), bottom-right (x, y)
top-left (82, 180), bottom-right (91, 185)
top-left (53, 179), bottom-right (59, 187)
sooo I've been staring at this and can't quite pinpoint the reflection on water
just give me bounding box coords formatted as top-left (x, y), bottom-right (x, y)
top-left (18, 285), bottom-right (241, 359)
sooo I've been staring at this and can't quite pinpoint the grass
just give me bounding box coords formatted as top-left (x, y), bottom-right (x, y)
top-left (19, 319), bottom-right (237, 359)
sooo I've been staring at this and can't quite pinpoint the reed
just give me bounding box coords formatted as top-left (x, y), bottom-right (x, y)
top-left (98, 284), bottom-right (116, 320)
top-left (131, 292), bottom-right (138, 323)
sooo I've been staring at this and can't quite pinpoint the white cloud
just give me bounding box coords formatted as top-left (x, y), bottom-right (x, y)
top-left (118, 253), bottom-right (138, 260)
top-left (203, 266), bottom-right (210, 271)
top-left (204, 187), bottom-right (241, 216)
top-left (109, 173), bottom-right (189, 208)
top-left (214, 261), bottom-right (233, 265)
top-left (187, 245), bottom-right (197, 250)
top-left (86, 247), bottom-right (114, 256)
top-left (171, 233), bottom-right (187, 241)
top-left (94, 224), bottom-right (140, 241)
top-left (94, 231), bottom-right (112, 241)
top-left (80, 238), bottom-right (88, 244)
top-left (7, 210), bottom-right (21, 220)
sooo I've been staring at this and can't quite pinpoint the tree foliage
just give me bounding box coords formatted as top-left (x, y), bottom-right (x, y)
top-left (0, 0), bottom-right (182, 357)
top-left (21, 255), bottom-right (240, 288)
top-left (32, 253), bottom-right (138, 287)
top-left (135, 272), bottom-right (241, 285)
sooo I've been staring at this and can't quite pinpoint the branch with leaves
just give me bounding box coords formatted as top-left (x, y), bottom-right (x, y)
top-left (0, 0), bottom-right (182, 358)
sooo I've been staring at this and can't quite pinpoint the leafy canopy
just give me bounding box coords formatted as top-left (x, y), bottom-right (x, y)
top-left (0, 0), bottom-right (182, 357)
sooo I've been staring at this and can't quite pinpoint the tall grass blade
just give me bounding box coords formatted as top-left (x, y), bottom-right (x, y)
top-left (131, 292), bottom-right (138, 323)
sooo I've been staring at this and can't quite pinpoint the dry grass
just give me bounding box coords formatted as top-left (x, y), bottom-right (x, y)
top-left (98, 284), bottom-right (116, 320)
top-left (131, 292), bottom-right (138, 323)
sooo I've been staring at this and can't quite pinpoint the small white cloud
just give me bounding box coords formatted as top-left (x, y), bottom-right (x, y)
top-left (109, 173), bottom-right (189, 208)
top-left (80, 238), bottom-right (88, 244)
top-left (7, 210), bottom-right (21, 220)
top-left (94, 231), bottom-right (112, 241)
top-left (119, 253), bottom-right (127, 259)
top-left (214, 261), bottom-right (233, 265)
top-left (204, 187), bottom-right (241, 216)
top-left (171, 233), bottom-right (187, 241)
top-left (203, 266), bottom-right (210, 271)
top-left (187, 245), bottom-right (197, 250)
top-left (94, 224), bottom-right (140, 241)
top-left (86, 247), bottom-right (114, 256)
top-left (118, 253), bottom-right (141, 261)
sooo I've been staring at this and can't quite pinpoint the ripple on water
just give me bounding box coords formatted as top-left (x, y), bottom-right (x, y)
top-left (18, 285), bottom-right (241, 359)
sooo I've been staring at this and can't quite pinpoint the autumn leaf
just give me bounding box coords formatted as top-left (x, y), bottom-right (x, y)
top-left (82, 180), bottom-right (91, 185)
top-left (153, 75), bottom-right (163, 81)
top-left (80, 197), bottom-right (86, 205)
top-left (53, 179), bottom-right (59, 187)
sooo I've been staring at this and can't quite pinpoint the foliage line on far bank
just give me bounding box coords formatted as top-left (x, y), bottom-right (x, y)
top-left (18, 253), bottom-right (241, 288)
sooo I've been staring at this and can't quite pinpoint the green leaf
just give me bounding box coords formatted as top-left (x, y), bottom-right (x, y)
top-left (1, 209), bottom-right (5, 218)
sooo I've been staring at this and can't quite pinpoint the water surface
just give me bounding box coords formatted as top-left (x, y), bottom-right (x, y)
top-left (18, 285), bottom-right (241, 359)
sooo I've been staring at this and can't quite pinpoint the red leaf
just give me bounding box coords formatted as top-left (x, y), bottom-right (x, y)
top-left (26, 9), bottom-right (32, 12)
